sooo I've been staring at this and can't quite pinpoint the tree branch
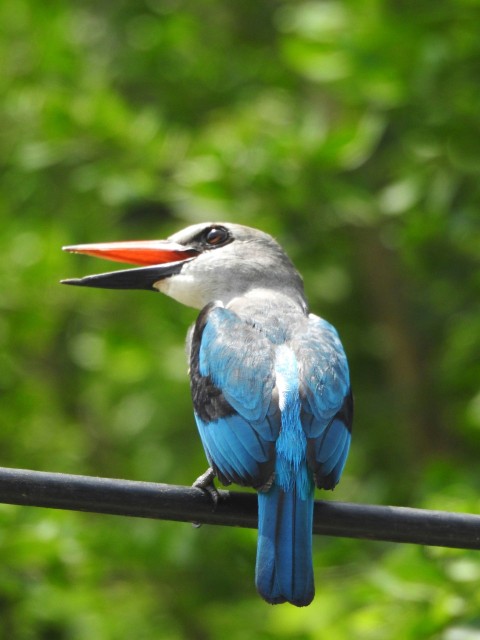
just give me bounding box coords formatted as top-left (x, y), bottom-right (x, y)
top-left (0, 466), bottom-right (478, 549)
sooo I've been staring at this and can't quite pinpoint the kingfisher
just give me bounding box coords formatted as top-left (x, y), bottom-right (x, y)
top-left (62, 222), bottom-right (353, 607)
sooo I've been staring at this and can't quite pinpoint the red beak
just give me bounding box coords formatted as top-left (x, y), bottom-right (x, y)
top-left (61, 239), bottom-right (199, 290)
top-left (62, 239), bottom-right (198, 266)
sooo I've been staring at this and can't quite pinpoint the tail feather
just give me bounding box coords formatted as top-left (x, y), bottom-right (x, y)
top-left (255, 482), bottom-right (314, 607)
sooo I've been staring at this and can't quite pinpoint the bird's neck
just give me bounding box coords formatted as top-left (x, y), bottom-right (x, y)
top-left (229, 287), bottom-right (307, 314)
top-left (227, 288), bottom-right (308, 344)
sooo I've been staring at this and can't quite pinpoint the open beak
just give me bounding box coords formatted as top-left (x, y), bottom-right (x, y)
top-left (61, 239), bottom-right (199, 290)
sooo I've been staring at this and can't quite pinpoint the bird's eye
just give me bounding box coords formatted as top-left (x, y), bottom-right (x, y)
top-left (205, 227), bottom-right (229, 247)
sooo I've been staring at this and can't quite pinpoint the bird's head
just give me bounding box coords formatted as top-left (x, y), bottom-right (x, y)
top-left (62, 222), bottom-right (305, 310)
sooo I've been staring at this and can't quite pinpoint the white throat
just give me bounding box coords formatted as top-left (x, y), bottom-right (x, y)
top-left (154, 273), bottom-right (207, 309)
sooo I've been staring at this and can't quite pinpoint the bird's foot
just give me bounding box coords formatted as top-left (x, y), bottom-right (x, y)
top-left (192, 467), bottom-right (220, 508)
top-left (192, 467), bottom-right (220, 528)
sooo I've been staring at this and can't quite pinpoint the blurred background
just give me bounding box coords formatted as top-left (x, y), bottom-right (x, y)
top-left (1, 0), bottom-right (480, 637)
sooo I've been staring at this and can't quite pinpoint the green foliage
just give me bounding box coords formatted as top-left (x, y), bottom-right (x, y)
top-left (1, 0), bottom-right (480, 637)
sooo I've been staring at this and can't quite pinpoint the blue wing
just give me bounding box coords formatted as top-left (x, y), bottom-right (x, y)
top-left (293, 314), bottom-right (353, 489)
top-left (189, 302), bottom-right (280, 489)
top-left (190, 305), bottom-right (352, 490)
top-left (189, 303), bottom-right (352, 607)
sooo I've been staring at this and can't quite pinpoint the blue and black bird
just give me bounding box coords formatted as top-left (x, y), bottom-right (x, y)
top-left (62, 222), bottom-right (353, 607)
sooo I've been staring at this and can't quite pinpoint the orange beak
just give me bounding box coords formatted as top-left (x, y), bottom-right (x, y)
top-left (61, 239), bottom-right (199, 290)
top-left (62, 239), bottom-right (198, 266)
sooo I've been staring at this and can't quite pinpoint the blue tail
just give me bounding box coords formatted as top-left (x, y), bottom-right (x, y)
top-left (255, 481), bottom-right (315, 607)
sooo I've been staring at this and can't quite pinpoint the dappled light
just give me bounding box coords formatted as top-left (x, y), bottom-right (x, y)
top-left (1, 0), bottom-right (480, 637)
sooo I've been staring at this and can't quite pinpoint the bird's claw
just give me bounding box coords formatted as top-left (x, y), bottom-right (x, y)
top-left (192, 467), bottom-right (220, 524)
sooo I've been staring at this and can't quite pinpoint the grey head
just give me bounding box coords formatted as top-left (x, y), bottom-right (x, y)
top-left (62, 222), bottom-right (307, 312)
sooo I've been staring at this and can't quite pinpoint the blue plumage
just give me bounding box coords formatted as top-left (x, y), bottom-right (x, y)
top-left (190, 298), bottom-right (352, 607)
top-left (196, 413), bottom-right (272, 487)
top-left (256, 479), bottom-right (314, 606)
top-left (63, 221), bottom-right (353, 607)
top-left (256, 343), bottom-right (315, 605)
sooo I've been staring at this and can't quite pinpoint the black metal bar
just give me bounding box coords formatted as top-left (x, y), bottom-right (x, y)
top-left (0, 466), bottom-right (479, 549)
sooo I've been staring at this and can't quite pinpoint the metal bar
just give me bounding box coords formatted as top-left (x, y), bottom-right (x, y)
top-left (0, 466), bottom-right (478, 549)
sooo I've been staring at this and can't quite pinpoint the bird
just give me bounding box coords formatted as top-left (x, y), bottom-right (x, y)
top-left (62, 222), bottom-right (353, 607)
